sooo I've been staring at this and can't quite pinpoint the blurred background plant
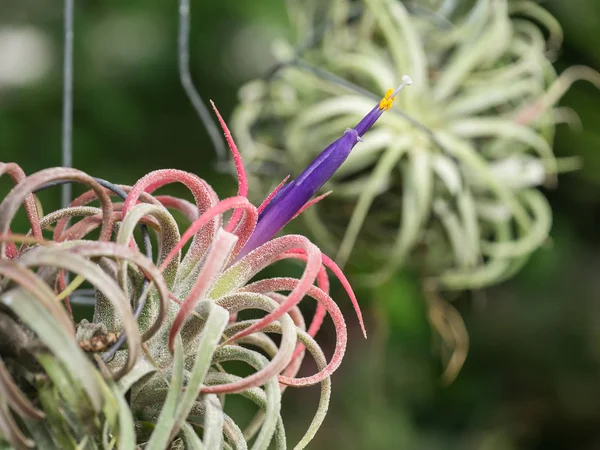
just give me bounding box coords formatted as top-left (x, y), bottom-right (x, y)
top-left (2, 0), bottom-right (600, 448)
top-left (234, 0), bottom-right (600, 393)
top-left (233, 0), bottom-right (599, 291)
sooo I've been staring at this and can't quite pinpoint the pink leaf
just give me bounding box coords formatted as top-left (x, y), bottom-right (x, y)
top-left (257, 176), bottom-right (290, 215)
top-left (276, 251), bottom-right (330, 361)
top-left (291, 191), bottom-right (332, 221)
top-left (56, 270), bottom-right (74, 320)
top-left (217, 235), bottom-right (321, 345)
top-left (169, 292), bottom-right (183, 305)
top-left (57, 212), bottom-right (160, 243)
top-left (52, 186), bottom-right (123, 242)
top-left (227, 209), bottom-right (260, 258)
top-left (155, 195), bottom-right (198, 222)
top-left (0, 163), bottom-right (43, 240)
top-left (200, 291), bottom-right (297, 394)
top-left (123, 169), bottom-right (220, 260)
top-left (0, 168), bottom-right (114, 256)
top-left (4, 229), bottom-right (18, 259)
top-left (160, 196), bottom-right (257, 271)
top-left (0, 163), bottom-right (43, 258)
top-left (210, 101), bottom-right (249, 233)
top-left (168, 229), bottom-right (238, 353)
top-left (288, 248), bottom-right (367, 339)
top-left (242, 277), bottom-right (347, 387)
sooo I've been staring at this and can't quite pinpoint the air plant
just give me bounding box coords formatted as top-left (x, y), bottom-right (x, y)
top-left (232, 0), bottom-right (600, 291)
top-left (0, 81), bottom-right (417, 448)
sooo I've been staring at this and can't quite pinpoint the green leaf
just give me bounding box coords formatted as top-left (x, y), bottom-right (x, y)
top-left (180, 422), bottom-right (204, 450)
top-left (202, 394), bottom-right (224, 449)
top-left (37, 380), bottom-right (77, 449)
top-left (172, 302), bottom-right (229, 437)
top-left (36, 353), bottom-right (97, 432)
top-left (145, 335), bottom-right (185, 450)
top-left (111, 382), bottom-right (136, 450)
top-left (0, 288), bottom-right (103, 411)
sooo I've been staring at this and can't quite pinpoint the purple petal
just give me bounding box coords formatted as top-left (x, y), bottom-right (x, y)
top-left (354, 105), bottom-right (384, 137)
top-left (237, 76), bottom-right (413, 260)
top-left (237, 129), bottom-right (360, 259)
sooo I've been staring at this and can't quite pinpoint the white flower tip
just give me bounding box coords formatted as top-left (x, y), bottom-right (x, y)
top-left (390, 75), bottom-right (413, 98)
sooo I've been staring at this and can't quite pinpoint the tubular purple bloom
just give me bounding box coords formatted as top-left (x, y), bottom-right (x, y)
top-left (236, 75), bottom-right (413, 260)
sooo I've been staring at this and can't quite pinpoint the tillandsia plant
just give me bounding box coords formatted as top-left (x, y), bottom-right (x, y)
top-left (0, 88), bottom-right (417, 449)
top-left (232, 0), bottom-right (600, 290)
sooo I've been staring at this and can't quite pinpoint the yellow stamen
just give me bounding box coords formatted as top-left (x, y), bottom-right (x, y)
top-left (378, 96), bottom-right (396, 110)
top-left (378, 75), bottom-right (413, 110)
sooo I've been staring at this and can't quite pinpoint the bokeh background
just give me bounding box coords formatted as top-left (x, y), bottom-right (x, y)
top-left (2, 0), bottom-right (600, 448)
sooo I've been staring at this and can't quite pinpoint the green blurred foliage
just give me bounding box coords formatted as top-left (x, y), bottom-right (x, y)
top-left (2, 0), bottom-right (600, 448)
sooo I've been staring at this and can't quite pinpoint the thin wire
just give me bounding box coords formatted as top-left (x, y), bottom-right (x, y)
top-left (178, 0), bottom-right (227, 161)
top-left (61, 0), bottom-right (74, 210)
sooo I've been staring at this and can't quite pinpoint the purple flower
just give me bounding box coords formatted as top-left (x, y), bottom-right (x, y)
top-left (236, 75), bottom-right (413, 260)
